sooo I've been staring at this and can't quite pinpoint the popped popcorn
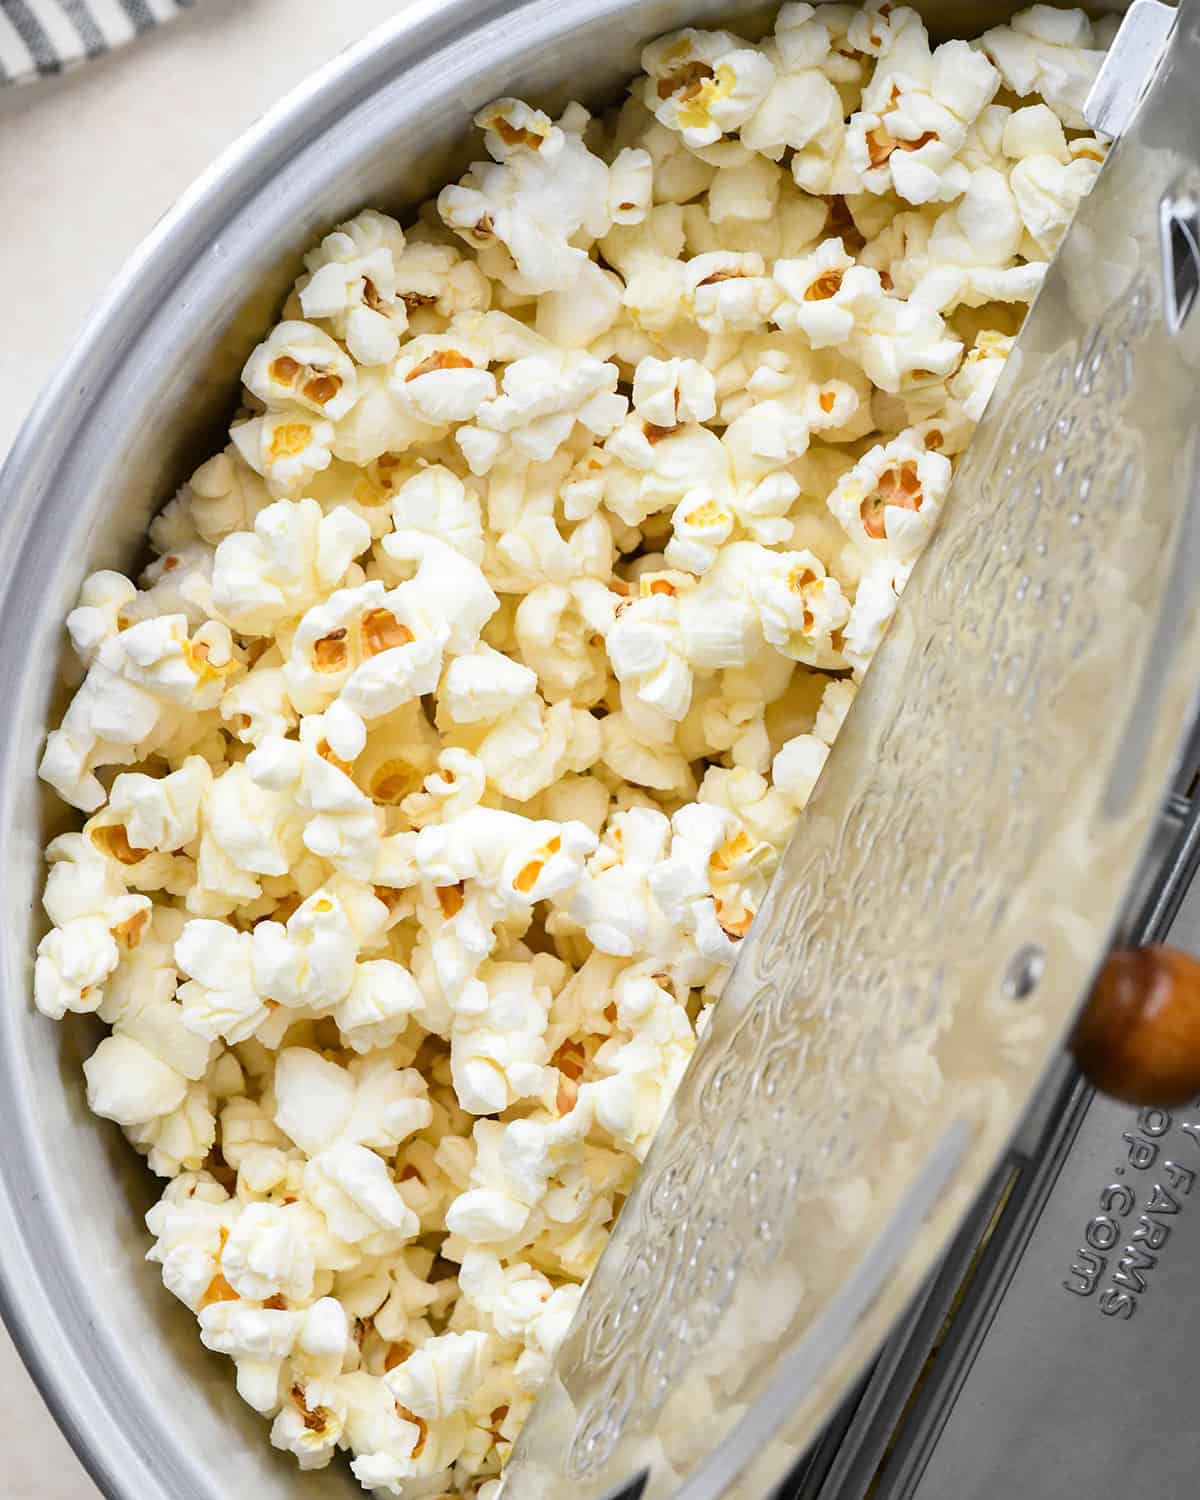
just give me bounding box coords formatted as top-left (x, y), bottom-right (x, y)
top-left (34, 6), bottom-right (1105, 1492)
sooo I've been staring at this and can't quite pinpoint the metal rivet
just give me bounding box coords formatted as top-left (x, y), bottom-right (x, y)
top-left (1005, 944), bottom-right (1045, 1001)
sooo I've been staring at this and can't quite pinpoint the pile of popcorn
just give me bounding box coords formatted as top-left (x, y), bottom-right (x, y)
top-left (34, 3), bottom-right (1109, 1493)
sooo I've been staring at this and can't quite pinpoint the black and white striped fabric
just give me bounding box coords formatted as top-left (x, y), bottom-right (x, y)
top-left (0, 0), bottom-right (192, 85)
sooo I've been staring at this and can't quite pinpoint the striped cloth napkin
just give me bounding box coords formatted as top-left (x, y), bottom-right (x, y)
top-left (0, 0), bottom-right (192, 84)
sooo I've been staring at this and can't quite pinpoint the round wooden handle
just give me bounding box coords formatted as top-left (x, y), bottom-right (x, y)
top-left (1071, 945), bottom-right (1200, 1106)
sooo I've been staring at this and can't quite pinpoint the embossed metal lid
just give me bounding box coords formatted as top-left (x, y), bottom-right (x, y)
top-left (505, 5), bottom-right (1200, 1496)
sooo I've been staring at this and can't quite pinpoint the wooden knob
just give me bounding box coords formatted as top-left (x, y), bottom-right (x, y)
top-left (1071, 945), bottom-right (1200, 1106)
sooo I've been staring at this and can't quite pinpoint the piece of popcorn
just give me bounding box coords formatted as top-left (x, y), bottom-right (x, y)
top-left (102, 980), bottom-right (213, 1112)
top-left (110, 544), bottom-right (213, 636)
top-left (334, 960), bottom-right (425, 1054)
top-left (949, 329), bottom-right (1014, 421)
top-left (247, 721), bottom-right (382, 881)
top-left (560, 983), bottom-right (697, 1161)
top-left (632, 355), bottom-right (717, 428)
top-left (199, 1299), bottom-right (306, 1414)
top-left (1009, 150), bottom-right (1101, 257)
top-left (231, 407), bottom-right (337, 498)
top-left (221, 659), bottom-right (298, 746)
top-left (300, 209), bottom-right (410, 365)
top-left (199, 1299), bottom-right (305, 1362)
top-left (99, 905), bottom-right (184, 1027)
top-left (175, 919), bottom-right (270, 1045)
top-left (567, 806), bottom-right (673, 959)
top-left (454, 695), bottom-right (601, 803)
top-left (221, 1200), bottom-right (318, 1304)
top-left (445, 1118), bottom-right (546, 1246)
top-left (742, 13), bottom-right (844, 169)
top-left (392, 239), bottom-right (493, 320)
top-left (751, 548), bottom-right (851, 667)
top-left (849, 292), bottom-right (963, 395)
top-left (606, 583), bottom-right (699, 734)
top-left (982, 5), bottom-right (1104, 130)
top-left (664, 490), bottom-right (736, 576)
top-left (323, 365), bottom-right (442, 468)
top-left (691, 692), bottom-right (772, 773)
top-left (455, 349), bottom-right (626, 475)
top-left (219, 1095), bottom-right (291, 1172)
top-left (450, 960), bottom-right (558, 1116)
top-left (274, 1047), bottom-right (432, 1159)
top-left (844, 104), bottom-right (968, 207)
top-left (841, 558), bottom-right (903, 675)
top-left (120, 615), bottom-right (238, 709)
top-left (284, 578), bottom-right (447, 718)
top-left (773, 237), bottom-right (886, 347)
top-left (848, 0), bottom-right (932, 72)
top-left (40, 614), bottom-right (238, 813)
top-left (439, 101), bottom-right (618, 296)
top-left (1002, 102), bottom-right (1069, 163)
top-left (210, 497), bottom-right (370, 637)
top-left (815, 677), bottom-right (857, 746)
top-left (484, 508), bottom-right (614, 597)
top-left (641, 28), bottom-right (776, 149)
top-left (535, 256), bottom-right (626, 351)
top-left (512, 575), bottom-right (615, 707)
top-left (107, 755), bottom-right (211, 856)
top-left (376, 528), bottom-right (499, 658)
top-left (305, 1141), bottom-right (420, 1246)
top-left (389, 332), bottom-right (499, 427)
top-left (391, 751), bottom-right (482, 842)
top-left (34, 829), bottom-right (151, 1012)
top-left (706, 154), bottom-right (787, 225)
top-left (243, 321), bottom-right (359, 423)
top-left (342, 1375), bottom-right (431, 1488)
top-left (698, 762), bottom-right (797, 851)
top-left (83, 1033), bottom-right (189, 1127)
top-left (618, 105), bottom-right (716, 202)
top-left (35, 909), bottom-right (132, 1021)
top-left (827, 434), bottom-right (952, 562)
top-left (191, 760), bottom-right (305, 914)
top-left (684, 251), bottom-right (781, 334)
top-left (596, 204), bottom-right (692, 334)
top-left (599, 709), bottom-right (693, 794)
top-left (513, 1283), bottom-right (582, 1390)
top-left (588, 416), bottom-right (732, 530)
top-left (162, 447), bottom-right (273, 549)
top-left (415, 808), bottom-right (597, 913)
top-left (270, 1375), bottom-right (350, 1472)
top-left (385, 1330), bottom-right (488, 1419)
top-left (608, 145), bottom-right (654, 227)
top-left (65, 571), bottom-right (138, 665)
top-left (250, 879), bottom-right (385, 1014)
top-left (146, 1183), bottom-right (232, 1311)
top-left (458, 1250), bottom-right (555, 1341)
top-left (898, 168), bottom-right (1030, 316)
top-left (389, 464), bottom-right (485, 564)
top-left (127, 1081), bottom-right (217, 1180)
top-left (643, 807), bottom-right (740, 965)
top-left (440, 644), bottom-right (537, 726)
top-left (772, 732), bottom-right (830, 809)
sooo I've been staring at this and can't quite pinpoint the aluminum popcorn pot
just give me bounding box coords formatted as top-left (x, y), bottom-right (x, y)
top-left (0, 3), bottom-right (1195, 1500)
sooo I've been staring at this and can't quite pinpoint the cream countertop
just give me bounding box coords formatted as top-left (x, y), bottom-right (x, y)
top-left (0, 2), bottom-right (420, 1494)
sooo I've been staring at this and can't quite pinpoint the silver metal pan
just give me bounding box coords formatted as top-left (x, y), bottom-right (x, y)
top-left (0, 3), bottom-right (1193, 1498)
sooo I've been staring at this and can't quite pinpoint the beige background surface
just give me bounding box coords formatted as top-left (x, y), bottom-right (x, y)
top-left (0, 2), bottom-right (419, 1493)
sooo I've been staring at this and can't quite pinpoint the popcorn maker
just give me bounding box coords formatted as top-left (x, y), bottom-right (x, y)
top-left (0, 3), bottom-right (1197, 1500)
